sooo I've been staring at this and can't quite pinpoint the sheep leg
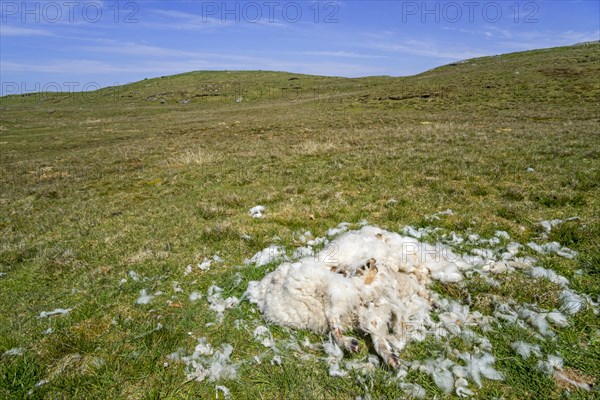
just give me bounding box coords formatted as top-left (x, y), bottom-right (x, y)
top-left (330, 321), bottom-right (360, 353)
top-left (361, 308), bottom-right (401, 369)
top-left (370, 334), bottom-right (400, 369)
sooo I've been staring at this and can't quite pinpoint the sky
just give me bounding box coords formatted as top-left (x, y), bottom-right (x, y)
top-left (1, 0), bottom-right (599, 94)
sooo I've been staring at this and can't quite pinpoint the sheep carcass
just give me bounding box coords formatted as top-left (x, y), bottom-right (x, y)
top-left (246, 226), bottom-right (465, 368)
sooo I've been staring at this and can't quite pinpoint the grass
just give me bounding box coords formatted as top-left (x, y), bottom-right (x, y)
top-left (1, 42), bottom-right (599, 399)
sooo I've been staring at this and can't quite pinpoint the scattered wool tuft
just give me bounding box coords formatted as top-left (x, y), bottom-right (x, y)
top-left (537, 355), bottom-right (564, 375)
top-left (399, 382), bottom-right (427, 399)
top-left (418, 358), bottom-right (455, 394)
top-left (244, 245), bottom-right (286, 267)
top-left (249, 205), bottom-right (266, 218)
top-left (427, 209), bottom-right (453, 221)
top-left (528, 266), bottom-right (569, 286)
top-left (560, 289), bottom-right (585, 315)
top-left (327, 222), bottom-right (351, 237)
top-left (197, 258), bottom-right (211, 271)
top-left (38, 308), bottom-right (72, 318)
top-left (4, 347), bottom-right (23, 356)
top-left (540, 217), bottom-right (579, 233)
top-left (456, 386), bottom-right (475, 398)
top-left (189, 292), bottom-right (202, 302)
top-left (457, 352), bottom-right (504, 388)
top-left (215, 385), bottom-right (232, 399)
top-left (495, 230), bottom-right (511, 240)
top-left (253, 326), bottom-right (275, 348)
top-left (546, 310), bottom-right (569, 327)
top-left (270, 355), bottom-right (282, 366)
top-left (181, 338), bottom-right (238, 382)
top-left (206, 286), bottom-right (239, 321)
top-left (511, 341), bottom-right (542, 359)
top-left (527, 242), bottom-right (577, 259)
top-left (135, 289), bottom-right (154, 305)
top-left (173, 281), bottom-right (184, 293)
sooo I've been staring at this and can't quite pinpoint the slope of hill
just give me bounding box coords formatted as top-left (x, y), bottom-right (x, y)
top-left (1, 43), bottom-right (599, 399)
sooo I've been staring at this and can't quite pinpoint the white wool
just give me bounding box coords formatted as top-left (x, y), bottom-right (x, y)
top-left (207, 285), bottom-right (239, 321)
top-left (418, 358), bottom-right (455, 394)
top-left (43, 327), bottom-right (53, 335)
top-left (245, 245), bottom-right (285, 267)
top-left (270, 355), bottom-right (282, 366)
top-left (128, 270), bottom-right (140, 281)
top-left (399, 382), bottom-right (426, 399)
top-left (323, 335), bottom-right (344, 359)
top-left (136, 289), bottom-right (154, 305)
top-left (253, 326), bottom-right (274, 348)
top-left (528, 266), bottom-right (569, 286)
top-left (345, 356), bottom-right (380, 375)
top-left (546, 310), bottom-right (569, 327)
top-left (328, 362), bottom-right (347, 377)
top-left (182, 338), bottom-right (238, 382)
top-left (4, 347), bottom-right (23, 356)
top-left (456, 386), bottom-right (474, 398)
top-left (215, 385), bottom-right (231, 399)
top-left (297, 231), bottom-right (311, 243)
top-left (519, 308), bottom-right (554, 337)
top-left (560, 289), bottom-right (584, 314)
top-left (327, 222), bottom-right (351, 237)
top-left (443, 232), bottom-right (464, 245)
top-left (495, 231), bottom-right (511, 240)
top-left (198, 258), bottom-right (211, 271)
top-left (173, 282), bottom-right (184, 293)
top-left (467, 234), bottom-right (481, 242)
top-left (471, 248), bottom-right (495, 261)
top-left (402, 225), bottom-right (427, 239)
top-left (243, 222), bottom-right (590, 395)
top-left (527, 242), bottom-right (577, 259)
top-left (0, 272), bottom-right (6, 278)
top-left (457, 352), bottom-right (504, 387)
top-left (427, 209), bottom-right (453, 221)
top-left (540, 217), bottom-right (579, 233)
top-left (511, 341), bottom-right (542, 359)
top-left (38, 308), bottom-right (72, 318)
top-left (184, 265), bottom-right (193, 276)
top-left (189, 292), bottom-right (202, 302)
top-left (488, 237), bottom-right (501, 246)
top-left (246, 225), bottom-right (511, 374)
top-left (119, 278), bottom-right (128, 285)
top-left (292, 246), bottom-right (314, 259)
top-left (249, 205), bottom-right (266, 218)
top-left (537, 355), bottom-right (563, 375)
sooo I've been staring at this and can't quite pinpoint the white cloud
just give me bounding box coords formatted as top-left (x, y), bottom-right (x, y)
top-left (371, 39), bottom-right (486, 60)
top-left (0, 26), bottom-right (53, 36)
top-left (300, 50), bottom-right (384, 59)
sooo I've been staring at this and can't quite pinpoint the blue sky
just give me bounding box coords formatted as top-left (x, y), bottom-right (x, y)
top-left (1, 0), bottom-right (598, 94)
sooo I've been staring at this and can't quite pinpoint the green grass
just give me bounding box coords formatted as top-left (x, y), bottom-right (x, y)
top-left (1, 42), bottom-right (599, 399)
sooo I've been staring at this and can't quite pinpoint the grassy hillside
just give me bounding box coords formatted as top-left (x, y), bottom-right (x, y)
top-left (1, 43), bottom-right (599, 399)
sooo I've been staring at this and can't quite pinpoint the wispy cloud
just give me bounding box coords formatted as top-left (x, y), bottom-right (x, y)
top-left (370, 38), bottom-right (486, 60)
top-left (299, 50), bottom-right (384, 59)
top-left (0, 26), bottom-right (53, 36)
